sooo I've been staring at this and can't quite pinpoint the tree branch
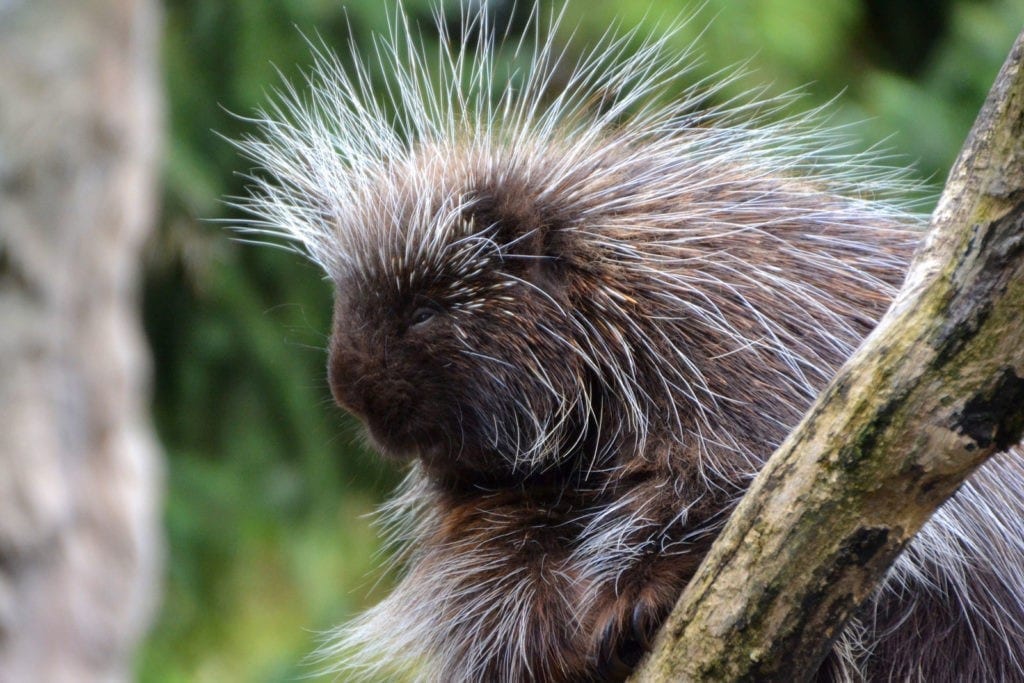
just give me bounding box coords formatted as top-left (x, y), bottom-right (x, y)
top-left (631, 26), bottom-right (1024, 682)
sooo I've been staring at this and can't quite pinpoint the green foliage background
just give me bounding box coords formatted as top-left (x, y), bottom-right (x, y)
top-left (140, 0), bottom-right (1024, 680)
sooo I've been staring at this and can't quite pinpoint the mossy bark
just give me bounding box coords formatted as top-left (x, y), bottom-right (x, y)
top-left (631, 26), bottom-right (1024, 683)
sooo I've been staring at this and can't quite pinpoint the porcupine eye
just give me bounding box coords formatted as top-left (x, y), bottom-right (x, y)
top-left (409, 306), bottom-right (437, 328)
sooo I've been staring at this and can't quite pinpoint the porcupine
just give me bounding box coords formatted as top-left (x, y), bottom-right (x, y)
top-left (233, 4), bottom-right (1024, 681)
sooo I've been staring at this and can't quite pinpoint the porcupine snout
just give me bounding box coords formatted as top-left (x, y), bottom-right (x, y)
top-left (328, 312), bottom-right (419, 458)
top-left (326, 290), bottom-right (460, 465)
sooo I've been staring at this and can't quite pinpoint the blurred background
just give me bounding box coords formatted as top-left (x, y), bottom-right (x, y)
top-left (2, 0), bottom-right (1022, 681)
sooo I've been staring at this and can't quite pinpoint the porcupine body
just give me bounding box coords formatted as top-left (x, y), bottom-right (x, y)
top-left (234, 5), bottom-right (1024, 682)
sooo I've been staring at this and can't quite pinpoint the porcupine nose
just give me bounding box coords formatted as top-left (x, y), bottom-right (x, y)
top-left (327, 335), bottom-right (419, 451)
top-left (327, 331), bottom-right (375, 419)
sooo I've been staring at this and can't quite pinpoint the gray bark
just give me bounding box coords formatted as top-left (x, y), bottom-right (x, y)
top-left (632, 26), bottom-right (1024, 682)
top-left (0, 0), bottom-right (163, 680)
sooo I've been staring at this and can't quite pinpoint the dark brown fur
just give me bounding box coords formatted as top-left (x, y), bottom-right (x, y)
top-left (324, 146), bottom-right (926, 680)
top-left (237, 15), bottom-right (1024, 677)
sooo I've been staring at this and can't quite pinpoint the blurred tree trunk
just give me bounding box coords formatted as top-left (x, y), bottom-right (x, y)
top-left (0, 1), bottom-right (163, 681)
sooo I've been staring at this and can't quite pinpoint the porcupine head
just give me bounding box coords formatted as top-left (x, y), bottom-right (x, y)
top-left (233, 3), bottom-right (920, 680)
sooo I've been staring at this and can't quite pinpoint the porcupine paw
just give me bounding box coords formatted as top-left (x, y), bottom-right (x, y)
top-left (590, 594), bottom-right (669, 682)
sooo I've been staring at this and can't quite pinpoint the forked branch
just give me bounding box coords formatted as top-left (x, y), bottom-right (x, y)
top-left (632, 26), bottom-right (1024, 683)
